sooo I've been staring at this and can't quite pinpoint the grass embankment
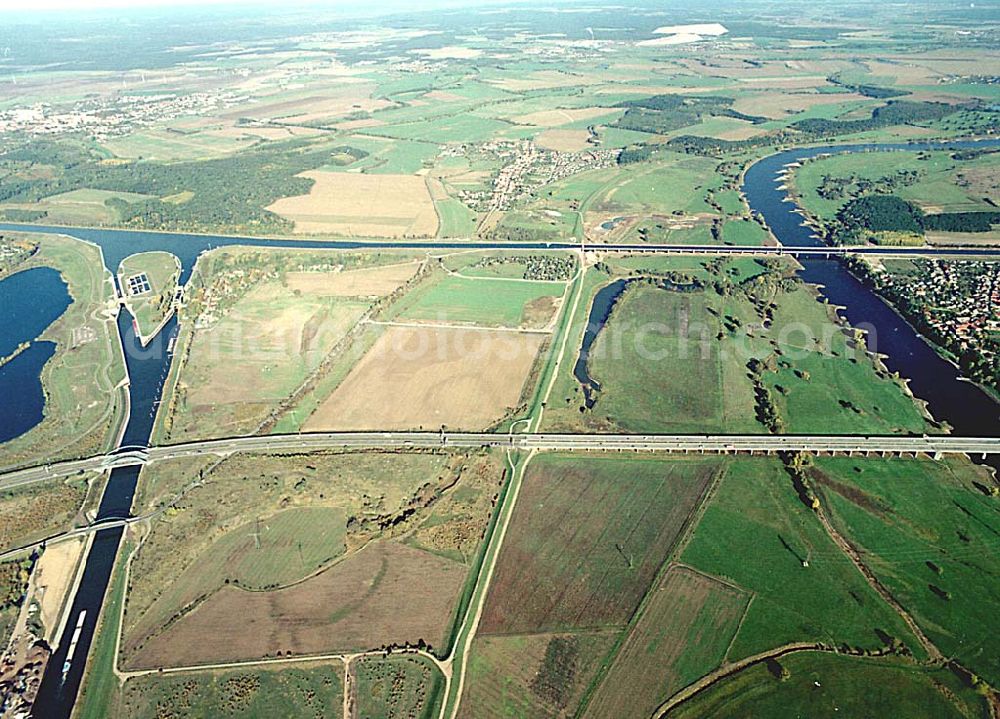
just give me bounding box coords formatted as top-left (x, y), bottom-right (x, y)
top-left (668, 650), bottom-right (985, 719)
top-left (75, 535), bottom-right (131, 719)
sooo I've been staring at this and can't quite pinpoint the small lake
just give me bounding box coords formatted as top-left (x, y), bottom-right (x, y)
top-left (574, 278), bottom-right (630, 408)
top-left (0, 267), bottom-right (71, 443)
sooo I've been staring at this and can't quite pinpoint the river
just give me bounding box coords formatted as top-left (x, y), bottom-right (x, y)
top-left (6, 136), bottom-right (1000, 717)
top-left (742, 140), bottom-right (1000, 439)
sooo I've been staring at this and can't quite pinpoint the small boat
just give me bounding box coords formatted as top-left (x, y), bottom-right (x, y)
top-left (61, 610), bottom-right (87, 683)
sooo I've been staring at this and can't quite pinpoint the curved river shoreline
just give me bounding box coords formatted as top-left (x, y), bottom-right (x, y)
top-left (743, 139), bottom-right (1000, 440)
top-left (11, 136), bottom-right (1000, 716)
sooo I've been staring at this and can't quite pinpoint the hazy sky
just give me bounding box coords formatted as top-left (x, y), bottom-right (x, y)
top-left (0, 0), bottom-right (491, 11)
top-left (0, 0), bottom-right (301, 8)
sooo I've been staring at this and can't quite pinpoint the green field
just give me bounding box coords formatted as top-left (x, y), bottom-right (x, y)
top-left (586, 285), bottom-right (732, 433)
top-left (545, 259), bottom-right (928, 436)
top-left (681, 459), bottom-right (921, 659)
top-left (714, 189), bottom-right (746, 215)
top-left (814, 456), bottom-right (1000, 685)
top-left (584, 566), bottom-right (749, 719)
top-left (325, 136), bottom-right (440, 174)
top-left (590, 153), bottom-right (722, 216)
top-left (668, 651), bottom-right (985, 719)
top-left (101, 128), bottom-right (255, 162)
top-left (364, 114), bottom-right (510, 144)
top-left (160, 274), bottom-right (368, 442)
top-left (390, 272), bottom-right (564, 327)
top-left (760, 287), bottom-right (931, 435)
top-left (793, 149), bottom-right (996, 220)
top-left (435, 197), bottom-right (478, 237)
top-left (722, 218), bottom-right (769, 245)
top-left (353, 655), bottom-right (444, 719)
top-left (193, 506), bottom-right (347, 590)
top-left (0, 187), bottom-right (156, 225)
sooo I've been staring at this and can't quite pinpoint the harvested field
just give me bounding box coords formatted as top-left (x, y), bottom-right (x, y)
top-left (267, 171), bottom-right (438, 237)
top-left (479, 455), bottom-right (718, 635)
top-left (510, 107), bottom-right (618, 128)
top-left (927, 230), bottom-right (1000, 246)
top-left (731, 91), bottom-right (868, 119)
top-left (459, 631), bottom-right (617, 719)
top-left (583, 565), bottom-right (749, 719)
top-left (125, 541), bottom-right (466, 669)
top-left (535, 129), bottom-right (594, 152)
top-left (285, 261), bottom-right (420, 297)
top-left (304, 325), bottom-right (544, 431)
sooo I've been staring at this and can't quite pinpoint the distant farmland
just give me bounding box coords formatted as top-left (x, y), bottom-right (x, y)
top-left (267, 171), bottom-right (439, 237)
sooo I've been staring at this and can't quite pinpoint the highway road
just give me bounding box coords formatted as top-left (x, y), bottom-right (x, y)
top-left (3, 432), bottom-right (999, 491)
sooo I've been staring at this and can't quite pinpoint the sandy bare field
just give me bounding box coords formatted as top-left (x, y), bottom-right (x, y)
top-left (125, 541), bottom-right (466, 669)
top-left (285, 262), bottom-right (420, 298)
top-left (535, 129), bottom-right (595, 152)
top-left (267, 171), bottom-right (439, 237)
top-left (305, 325), bottom-right (545, 430)
top-left (34, 538), bottom-right (86, 644)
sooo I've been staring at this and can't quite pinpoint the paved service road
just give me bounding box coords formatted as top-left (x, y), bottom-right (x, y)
top-left (2, 432), bottom-right (998, 490)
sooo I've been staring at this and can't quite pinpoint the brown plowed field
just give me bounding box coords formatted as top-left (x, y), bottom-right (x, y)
top-left (124, 541), bottom-right (465, 669)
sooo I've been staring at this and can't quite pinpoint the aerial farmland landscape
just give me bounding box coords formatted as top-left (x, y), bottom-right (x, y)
top-left (1, 0), bottom-right (1000, 717)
